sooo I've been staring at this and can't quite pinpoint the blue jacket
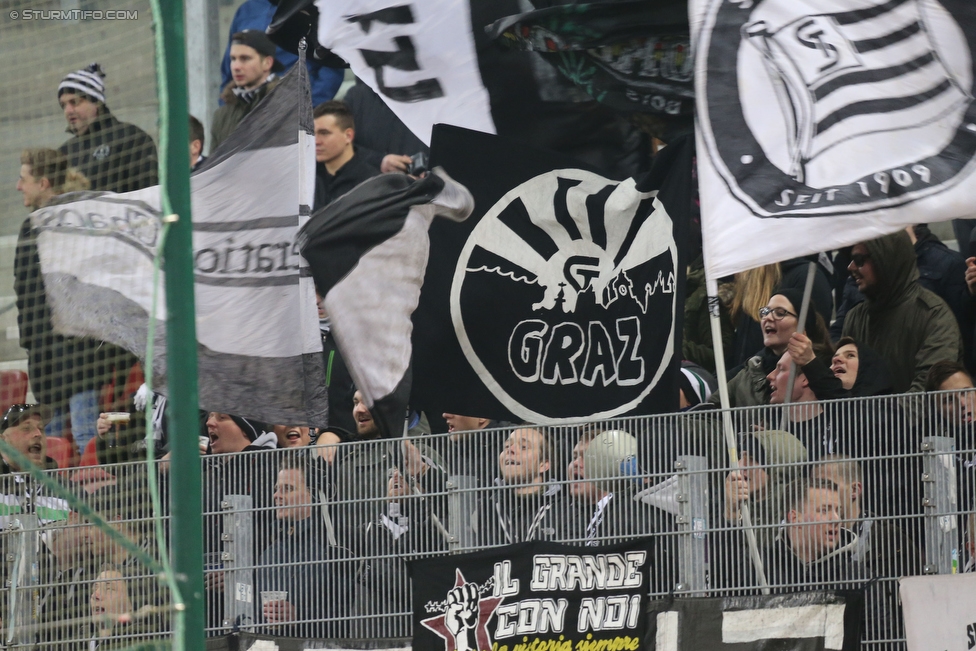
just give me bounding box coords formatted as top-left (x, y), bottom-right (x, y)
top-left (220, 0), bottom-right (343, 107)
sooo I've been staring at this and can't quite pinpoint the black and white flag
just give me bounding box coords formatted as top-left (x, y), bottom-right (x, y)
top-left (412, 125), bottom-right (688, 423)
top-left (694, 0), bottom-right (976, 279)
top-left (647, 592), bottom-right (864, 651)
top-left (30, 64), bottom-right (329, 426)
top-left (298, 170), bottom-right (474, 439)
top-left (307, 0), bottom-right (644, 179)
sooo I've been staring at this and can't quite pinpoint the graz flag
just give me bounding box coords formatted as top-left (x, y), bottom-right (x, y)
top-left (413, 125), bottom-right (689, 423)
top-left (30, 63), bottom-right (329, 426)
top-left (647, 592), bottom-right (864, 651)
top-left (411, 540), bottom-right (651, 651)
top-left (694, 0), bottom-right (976, 279)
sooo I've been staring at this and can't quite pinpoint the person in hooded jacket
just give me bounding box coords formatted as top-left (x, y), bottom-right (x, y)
top-left (908, 224), bottom-right (974, 372)
top-left (786, 335), bottom-right (894, 401)
top-left (843, 231), bottom-right (963, 393)
top-left (785, 331), bottom-right (916, 519)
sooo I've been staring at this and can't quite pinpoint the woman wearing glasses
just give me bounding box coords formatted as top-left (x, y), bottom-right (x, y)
top-left (714, 287), bottom-right (832, 410)
top-left (727, 259), bottom-right (834, 369)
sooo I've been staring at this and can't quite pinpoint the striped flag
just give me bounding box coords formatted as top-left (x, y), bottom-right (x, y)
top-left (744, 0), bottom-right (970, 186)
top-left (693, 0), bottom-right (976, 280)
top-left (29, 63), bottom-right (328, 426)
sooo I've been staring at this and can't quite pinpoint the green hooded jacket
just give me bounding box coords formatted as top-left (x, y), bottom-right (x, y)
top-left (842, 231), bottom-right (963, 393)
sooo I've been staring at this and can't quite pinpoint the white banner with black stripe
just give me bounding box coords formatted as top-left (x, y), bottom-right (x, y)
top-left (647, 592), bottom-right (863, 651)
top-left (693, 0), bottom-right (976, 279)
top-left (30, 63), bottom-right (328, 426)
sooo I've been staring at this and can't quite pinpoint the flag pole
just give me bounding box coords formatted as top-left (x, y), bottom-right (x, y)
top-left (706, 278), bottom-right (770, 594)
top-left (779, 261), bottom-right (817, 427)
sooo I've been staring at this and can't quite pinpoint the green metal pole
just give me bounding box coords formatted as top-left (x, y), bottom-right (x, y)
top-left (156, 1), bottom-right (205, 648)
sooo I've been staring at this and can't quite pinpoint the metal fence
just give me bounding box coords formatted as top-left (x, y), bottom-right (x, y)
top-left (1, 390), bottom-right (974, 648)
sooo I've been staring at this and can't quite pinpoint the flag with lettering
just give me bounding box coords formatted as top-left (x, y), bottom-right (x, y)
top-left (283, 0), bottom-right (646, 179)
top-left (412, 125), bottom-right (688, 423)
top-left (693, 0), bottom-right (976, 279)
top-left (29, 63), bottom-right (328, 426)
top-left (411, 539), bottom-right (652, 651)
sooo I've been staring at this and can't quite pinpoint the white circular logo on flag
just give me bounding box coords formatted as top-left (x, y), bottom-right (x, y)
top-left (450, 170), bottom-right (676, 422)
top-left (699, 0), bottom-right (976, 216)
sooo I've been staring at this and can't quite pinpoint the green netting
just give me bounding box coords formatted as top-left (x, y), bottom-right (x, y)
top-left (0, 1), bottom-right (227, 646)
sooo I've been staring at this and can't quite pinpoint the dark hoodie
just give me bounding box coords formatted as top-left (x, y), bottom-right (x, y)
top-left (843, 231), bottom-right (963, 393)
top-left (801, 339), bottom-right (894, 401)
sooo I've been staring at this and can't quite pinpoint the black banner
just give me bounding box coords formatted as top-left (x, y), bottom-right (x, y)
top-left (486, 1), bottom-right (693, 117)
top-left (416, 125), bottom-right (688, 423)
top-left (411, 539), bottom-right (653, 651)
top-left (646, 592), bottom-right (864, 651)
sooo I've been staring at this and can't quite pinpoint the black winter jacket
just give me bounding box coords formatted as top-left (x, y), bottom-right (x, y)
top-left (59, 110), bottom-right (158, 194)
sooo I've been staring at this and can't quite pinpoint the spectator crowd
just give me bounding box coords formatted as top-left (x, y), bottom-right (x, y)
top-left (3, 22), bottom-right (976, 650)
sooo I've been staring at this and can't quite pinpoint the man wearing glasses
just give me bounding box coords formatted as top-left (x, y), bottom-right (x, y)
top-left (843, 231), bottom-right (963, 393)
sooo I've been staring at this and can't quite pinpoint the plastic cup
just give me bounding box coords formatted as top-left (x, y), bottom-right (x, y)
top-left (261, 590), bottom-right (287, 606)
top-left (104, 412), bottom-right (130, 424)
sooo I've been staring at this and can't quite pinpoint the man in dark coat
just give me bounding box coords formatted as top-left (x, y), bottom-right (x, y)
top-left (257, 453), bottom-right (350, 638)
top-left (199, 413), bottom-right (278, 630)
top-left (812, 456), bottom-right (920, 647)
top-left (844, 231), bottom-right (963, 393)
top-left (211, 30), bottom-right (283, 150)
top-left (908, 224), bottom-right (973, 372)
top-left (58, 64), bottom-right (158, 193)
top-left (761, 478), bottom-right (860, 591)
top-left (478, 427), bottom-right (563, 546)
top-left (312, 101), bottom-right (380, 209)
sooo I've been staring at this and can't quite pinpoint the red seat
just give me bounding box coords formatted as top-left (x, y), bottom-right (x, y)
top-left (45, 437), bottom-right (76, 469)
top-left (0, 370), bottom-right (29, 414)
top-left (80, 437), bottom-right (99, 467)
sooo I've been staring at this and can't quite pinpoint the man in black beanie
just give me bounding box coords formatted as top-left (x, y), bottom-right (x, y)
top-left (200, 411), bottom-right (278, 629)
top-left (206, 412), bottom-right (278, 454)
top-left (211, 30), bottom-right (284, 150)
top-left (58, 62), bottom-right (158, 193)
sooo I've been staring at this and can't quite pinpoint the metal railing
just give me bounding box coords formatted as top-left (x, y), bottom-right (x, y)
top-left (0, 390), bottom-right (973, 649)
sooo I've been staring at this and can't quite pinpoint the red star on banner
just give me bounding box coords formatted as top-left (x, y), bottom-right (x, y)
top-left (421, 569), bottom-right (505, 651)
